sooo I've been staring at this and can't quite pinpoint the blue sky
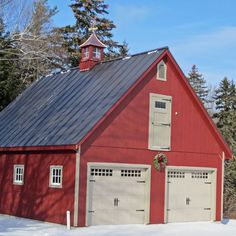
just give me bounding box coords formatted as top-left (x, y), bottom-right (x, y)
top-left (48, 0), bottom-right (236, 85)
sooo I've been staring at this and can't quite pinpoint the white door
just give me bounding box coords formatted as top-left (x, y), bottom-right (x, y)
top-left (166, 168), bottom-right (216, 223)
top-left (149, 94), bottom-right (172, 151)
top-left (87, 164), bottom-right (150, 226)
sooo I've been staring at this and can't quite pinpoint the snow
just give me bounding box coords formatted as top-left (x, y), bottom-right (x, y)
top-left (0, 215), bottom-right (236, 236)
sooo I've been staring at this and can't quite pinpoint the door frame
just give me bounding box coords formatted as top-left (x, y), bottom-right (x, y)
top-left (85, 162), bottom-right (151, 226)
top-left (164, 165), bottom-right (217, 223)
top-left (148, 93), bottom-right (172, 151)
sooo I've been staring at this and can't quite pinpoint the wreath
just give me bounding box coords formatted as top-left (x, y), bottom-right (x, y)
top-left (153, 153), bottom-right (168, 171)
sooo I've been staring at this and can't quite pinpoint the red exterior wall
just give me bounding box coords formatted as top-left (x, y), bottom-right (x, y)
top-left (78, 55), bottom-right (224, 226)
top-left (0, 150), bottom-right (76, 225)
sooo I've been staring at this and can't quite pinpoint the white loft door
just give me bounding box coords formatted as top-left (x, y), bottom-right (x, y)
top-left (149, 94), bottom-right (172, 150)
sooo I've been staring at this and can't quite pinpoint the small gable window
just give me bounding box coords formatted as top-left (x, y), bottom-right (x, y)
top-left (83, 47), bottom-right (89, 58)
top-left (13, 165), bottom-right (24, 185)
top-left (93, 48), bottom-right (101, 59)
top-left (157, 60), bottom-right (167, 81)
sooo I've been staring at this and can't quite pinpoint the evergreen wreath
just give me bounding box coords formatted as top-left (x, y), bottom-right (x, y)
top-left (153, 153), bottom-right (168, 171)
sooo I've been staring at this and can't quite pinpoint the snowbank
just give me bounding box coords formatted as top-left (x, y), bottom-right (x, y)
top-left (0, 215), bottom-right (235, 236)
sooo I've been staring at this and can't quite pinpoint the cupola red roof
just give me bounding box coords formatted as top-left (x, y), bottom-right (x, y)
top-left (80, 32), bottom-right (106, 48)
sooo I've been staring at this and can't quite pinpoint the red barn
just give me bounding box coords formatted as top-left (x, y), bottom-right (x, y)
top-left (0, 33), bottom-right (232, 227)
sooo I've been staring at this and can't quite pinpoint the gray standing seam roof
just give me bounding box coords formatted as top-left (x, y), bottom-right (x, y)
top-left (0, 48), bottom-right (166, 147)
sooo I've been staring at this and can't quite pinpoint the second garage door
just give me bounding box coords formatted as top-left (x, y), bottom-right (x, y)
top-left (166, 167), bottom-right (216, 223)
top-left (86, 163), bottom-right (150, 226)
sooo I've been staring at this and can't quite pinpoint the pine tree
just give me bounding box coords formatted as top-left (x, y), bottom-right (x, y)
top-left (58, 0), bottom-right (128, 67)
top-left (214, 77), bottom-right (236, 218)
top-left (224, 157), bottom-right (236, 218)
top-left (0, 19), bottom-right (22, 111)
top-left (213, 77), bottom-right (236, 151)
top-left (118, 40), bottom-right (129, 58)
top-left (187, 65), bottom-right (209, 106)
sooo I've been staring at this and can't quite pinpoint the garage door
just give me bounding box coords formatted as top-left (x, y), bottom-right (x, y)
top-left (87, 164), bottom-right (150, 226)
top-left (166, 168), bottom-right (216, 223)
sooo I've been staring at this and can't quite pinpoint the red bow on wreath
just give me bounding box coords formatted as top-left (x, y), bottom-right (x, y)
top-left (153, 153), bottom-right (168, 171)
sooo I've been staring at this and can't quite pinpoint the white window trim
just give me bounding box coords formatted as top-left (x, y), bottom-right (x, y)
top-left (157, 60), bottom-right (167, 81)
top-left (13, 164), bottom-right (24, 185)
top-left (93, 48), bottom-right (101, 59)
top-left (49, 165), bottom-right (63, 188)
top-left (84, 47), bottom-right (89, 58)
top-left (148, 93), bottom-right (172, 151)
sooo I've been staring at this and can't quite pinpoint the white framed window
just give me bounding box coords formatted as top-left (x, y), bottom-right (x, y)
top-left (148, 93), bottom-right (172, 151)
top-left (50, 166), bottom-right (63, 188)
top-left (83, 47), bottom-right (89, 58)
top-left (157, 60), bottom-right (167, 81)
top-left (93, 47), bottom-right (101, 58)
top-left (13, 165), bottom-right (24, 185)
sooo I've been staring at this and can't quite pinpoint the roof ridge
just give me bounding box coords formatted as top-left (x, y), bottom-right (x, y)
top-left (99, 46), bottom-right (169, 64)
top-left (39, 47), bottom-right (169, 75)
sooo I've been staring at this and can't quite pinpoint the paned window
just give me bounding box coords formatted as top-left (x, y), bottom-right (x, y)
top-left (83, 47), bottom-right (89, 58)
top-left (50, 166), bottom-right (63, 188)
top-left (93, 48), bottom-right (101, 58)
top-left (157, 60), bottom-right (167, 81)
top-left (13, 165), bottom-right (24, 185)
top-left (155, 101), bottom-right (166, 109)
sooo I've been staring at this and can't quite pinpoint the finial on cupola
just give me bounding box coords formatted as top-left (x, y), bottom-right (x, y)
top-left (79, 23), bottom-right (106, 71)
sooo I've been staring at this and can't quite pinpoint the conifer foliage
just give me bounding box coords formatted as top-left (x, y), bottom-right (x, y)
top-left (59, 0), bottom-right (128, 67)
top-left (214, 77), bottom-right (236, 151)
top-left (213, 77), bottom-right (236, 218)
top-left (0, 20), bottom-right (22, 111)
top-left (187, 65), bottom-right (209, 106)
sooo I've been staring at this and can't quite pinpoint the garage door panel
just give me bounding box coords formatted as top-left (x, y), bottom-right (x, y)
top-left (166, 168), bottom-right (216, 223)
top-left (87, 165), bottom-right (149, 226)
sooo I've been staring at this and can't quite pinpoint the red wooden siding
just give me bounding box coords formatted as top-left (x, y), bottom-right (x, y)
top-left (78, 54), bottom-right (224, 226)
top-left (0, 151), bottom-right (76, 224)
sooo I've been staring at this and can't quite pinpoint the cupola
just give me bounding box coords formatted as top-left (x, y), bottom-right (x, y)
top-left (79, 32), bottom-right (106, 71)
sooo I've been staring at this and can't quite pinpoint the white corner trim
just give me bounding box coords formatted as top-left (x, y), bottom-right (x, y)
top-left (73, 148), bottom-right (81, 227)
top-left (221, 151), bottom-right (225, 221)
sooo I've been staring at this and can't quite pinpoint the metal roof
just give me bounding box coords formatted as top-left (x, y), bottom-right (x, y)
top-left (80, 32), bottom-right (106, 48)
top-left (0, 48), bottom-right (166, 147)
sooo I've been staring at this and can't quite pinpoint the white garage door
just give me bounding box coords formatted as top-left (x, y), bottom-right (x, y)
top-left (166, 168), bottom-right (216, 223)
top-left (87, 164), bottom-right (150, 226)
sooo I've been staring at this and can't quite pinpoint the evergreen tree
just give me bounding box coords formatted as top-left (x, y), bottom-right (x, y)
top-left (213, 77), bottom-right (236, 151)
top-left (213, 77), bottom-right (236, 218)
top-left (187, 65), bottom-right (209, 105)
top-left (0, 0), bottom-right (65, 111)
top-left (0, 19), bottom-right (22, 111)
top-left (224, 157), bottom-right (236, 218)
top-left (58, 0), bottom-right (128, 67)
top-left (118, 40), bottom-right (129, 58)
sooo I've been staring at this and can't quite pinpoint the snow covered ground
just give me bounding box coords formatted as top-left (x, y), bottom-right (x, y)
top-left (0, 215), bottom-right (236, 236)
